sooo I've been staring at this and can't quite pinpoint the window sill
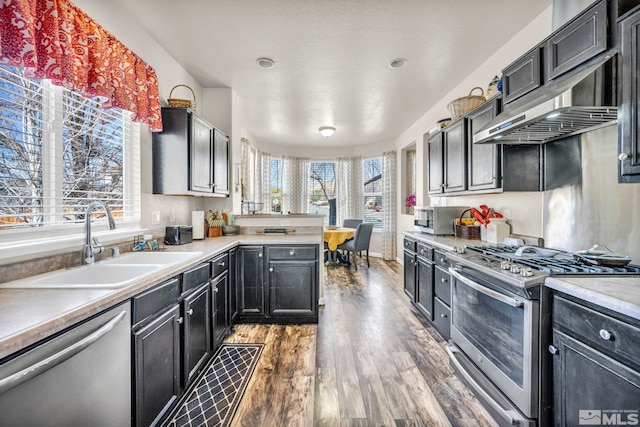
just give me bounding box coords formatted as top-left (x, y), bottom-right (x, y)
top-left (0, 226), bottom-right (146, 266)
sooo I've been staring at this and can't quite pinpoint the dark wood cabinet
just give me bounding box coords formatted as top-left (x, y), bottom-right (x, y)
top-left (213, 129), bottom-right (230, 195)
top-left (546, 0), bottom-right (608, 80)
top-left (427, 132), bottom-right (445, 194)
top-left (467, 96), bottom-right (501, 191)
top-left (268, 260), bottom-right (317, 317)
top-left (415, 246), bottom-right (434, 321)
top-left (237, 246), bottom-right (265, 317)
top-left (502, 46), bottom-right (543, 104)
top-left (550, 294), bottom-right (640, 425)
top-left (211, 271), bottom-right (229, 349)
top-left (182, 282), bottom-right (211, 387)
top-left (427, 119), bottom-right (467, 194)
top-left (132, 304), bottom-right (181, 427)
top-left (403, 249), bottom-right (417, 301)
top-left (229, 248), bottom-right (238, 323)
top-left (237, 245), bottom-right (319, 323)
top-left (618, 6), bottom-right (640, 182)
top-left (443, 118), bottom-right (468, 193)
top-left (403, 238), bottom-right (451, 341)
top-left (152, 108), bottom-right (230, 197)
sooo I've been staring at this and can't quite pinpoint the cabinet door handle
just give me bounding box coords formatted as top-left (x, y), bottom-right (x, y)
top-left (599, 329), bottom-right (612, 341)
top-left (187, 309), bottom-right (194, 315)
top-left (441, 277), bottom-right (447, 283)
top-left (218, 262), bottom-right (225, 267)
top-left (258, 252), bottom-right (263, 258)
top-left (289, 250), bottom-right (295, 256)
top-left (214, 286), bottom-right (219, 293)
top-left (619, 152), bottom-right (630, 161)
top-left (177, 317), bottom-right (184, 324)
top-left (440, 313), bottom-right (448, 319)
top-left (269, 267), bottom-right (274, 272)
top-left (548, 345), bottom-right (558, 355)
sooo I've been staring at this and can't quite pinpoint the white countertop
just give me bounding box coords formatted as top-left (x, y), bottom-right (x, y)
top-left (545, 276), bottom-right (640, 321)
top-left (402, 230), bottom-right (481, 251)
top-left (0, 234), bottom-right (320, 360)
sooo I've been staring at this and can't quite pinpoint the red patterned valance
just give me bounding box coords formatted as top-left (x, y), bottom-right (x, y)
top-left (0, 0), bottom-right (162, 131)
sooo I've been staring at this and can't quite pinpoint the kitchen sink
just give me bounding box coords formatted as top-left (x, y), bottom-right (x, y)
top-left (100, 251), bottom-right (203, 266)
top-left (0, 251), bottom-right (203, 289)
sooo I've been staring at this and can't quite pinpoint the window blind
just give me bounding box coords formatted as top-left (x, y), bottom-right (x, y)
top-left (0, 65), bottom-right (140, 231)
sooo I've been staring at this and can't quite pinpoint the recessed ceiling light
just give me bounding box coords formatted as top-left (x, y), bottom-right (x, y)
top-left (389, 58), bottom-right (407, 69)
top-left (256, 57), bottom-right (275, 69)
top-left (319, 126), bottom-right (336, 137)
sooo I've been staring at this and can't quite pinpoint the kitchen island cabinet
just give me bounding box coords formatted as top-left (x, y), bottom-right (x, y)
top-left (237, 244), bottom-right (319, 323)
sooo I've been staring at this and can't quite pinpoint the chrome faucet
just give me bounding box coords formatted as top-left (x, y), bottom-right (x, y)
top-left (83, 201), bottom-right (116, 264)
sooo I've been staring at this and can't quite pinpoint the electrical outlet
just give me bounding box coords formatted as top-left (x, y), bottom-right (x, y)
top-left (169, 210), bottom-right (176, 223)
top-left (151, 211), bottom-right (161, 225)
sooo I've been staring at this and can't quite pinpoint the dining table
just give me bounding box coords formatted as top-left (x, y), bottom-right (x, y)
top-left (323, 226), bottom-right (356, 264)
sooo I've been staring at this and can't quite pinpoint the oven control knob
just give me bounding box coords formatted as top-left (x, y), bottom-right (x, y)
top-left (500, 261), bottom-right (511, 270)
top-left (520, 268), bottom-right (534, 277)
top-left (510, 265), bottom-right (521, 274)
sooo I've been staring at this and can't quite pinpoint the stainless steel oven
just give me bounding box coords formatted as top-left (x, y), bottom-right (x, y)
top-left (446, 261), bottom-right (542, 427)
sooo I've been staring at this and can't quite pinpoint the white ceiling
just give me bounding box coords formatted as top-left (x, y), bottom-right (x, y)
top-left (116, 0), bottom-right (552, 147)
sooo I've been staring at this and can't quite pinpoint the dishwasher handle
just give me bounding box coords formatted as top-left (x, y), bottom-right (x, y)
top-left (0, 309), bottom-right (127, 394)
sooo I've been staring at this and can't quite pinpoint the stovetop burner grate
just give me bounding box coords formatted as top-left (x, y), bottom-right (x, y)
top-left (465, 245), bottom-right (640, 276)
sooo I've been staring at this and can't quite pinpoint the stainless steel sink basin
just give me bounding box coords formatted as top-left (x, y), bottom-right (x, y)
top-left (0, 251), bottom-right (203, 289)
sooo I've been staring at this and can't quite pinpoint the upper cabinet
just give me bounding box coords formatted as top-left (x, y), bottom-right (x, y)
top-left (152, 108), bottom-right (230, 197)
top-left (467, 97), bottom-right (502, 191)
top-left (427, 118), bottom-right (467, 195)
top-left (618, 5), bottom-right (640, 182)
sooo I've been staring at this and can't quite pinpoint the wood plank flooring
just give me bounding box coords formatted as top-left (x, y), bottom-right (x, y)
top-left (226, 258), bottom-right (497, 427)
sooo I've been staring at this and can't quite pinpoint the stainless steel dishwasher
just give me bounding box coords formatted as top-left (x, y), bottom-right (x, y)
top-left (0, 301), bottom-right (131, 427)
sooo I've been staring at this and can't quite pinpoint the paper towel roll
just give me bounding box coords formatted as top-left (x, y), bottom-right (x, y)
top-left (192, 211), bottom-right (205, 239)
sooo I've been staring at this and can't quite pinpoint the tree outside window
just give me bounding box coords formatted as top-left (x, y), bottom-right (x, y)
top-left (364, 157), bottom-right (382, 228)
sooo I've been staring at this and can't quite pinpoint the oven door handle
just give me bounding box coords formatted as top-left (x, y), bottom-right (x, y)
top-left (447, 344), bottom-right (527, 425)
top-left (449, 267), bottom-right (523, 308)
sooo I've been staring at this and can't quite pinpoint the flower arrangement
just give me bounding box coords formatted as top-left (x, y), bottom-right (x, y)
top-left (405, 194), bottom-right (416, 208)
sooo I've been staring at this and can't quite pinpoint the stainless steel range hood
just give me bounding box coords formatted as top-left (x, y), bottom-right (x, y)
top-left (474, 53), bottom-right (617, 145)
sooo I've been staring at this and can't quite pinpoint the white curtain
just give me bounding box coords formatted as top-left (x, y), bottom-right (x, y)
top-left (282, 156), bottom-right (309, 214)
top-left (381, 150), bottom-right (397, 260)
top-left (336, 156), bottom-right (363, 225)
top-left (254, 150), bottom-right (271, 213)
top-left (240, 138), bottom-right (253, 202)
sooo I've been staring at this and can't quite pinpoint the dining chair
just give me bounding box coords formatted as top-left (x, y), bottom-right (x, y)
top-left (337, 222), bottom-right (374, 270)
top-left (342, 218), bottom-right (363, 229)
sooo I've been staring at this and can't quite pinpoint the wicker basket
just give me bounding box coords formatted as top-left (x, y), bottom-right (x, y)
top-left (167, 84), bottom-right (197, 110)
top-left (455, 224), bottom-right (481, 240)
top-left (447, 87), bottom-right (486, 120)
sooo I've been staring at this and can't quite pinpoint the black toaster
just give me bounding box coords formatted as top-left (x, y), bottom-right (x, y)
top-left (165, 226), bottom-right (193, 245)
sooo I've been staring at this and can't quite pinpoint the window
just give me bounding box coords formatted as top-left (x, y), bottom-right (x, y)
top-left (270, 158), bottom-right (282, 213)
top-left (363, 157), bottom-right (382, 228)
top-left (308, 161), bottom-right (336, 225)
top-left (0, 66), bottom-right (139, 234)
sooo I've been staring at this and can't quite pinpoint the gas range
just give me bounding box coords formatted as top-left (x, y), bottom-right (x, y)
top-left (446, 244), bottom-right (640, 290)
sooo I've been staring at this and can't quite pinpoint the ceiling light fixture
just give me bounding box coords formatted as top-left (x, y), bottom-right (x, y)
top-left (319, 126), bottom-right (336, 137)
top-left (256, 57), bottom-right (275, 69)
top-left (389, 58), bottom-right (407, 68)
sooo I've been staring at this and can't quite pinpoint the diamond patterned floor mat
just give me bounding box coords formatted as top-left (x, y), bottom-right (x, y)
top-left (165, 344), bottom-right (264, 427)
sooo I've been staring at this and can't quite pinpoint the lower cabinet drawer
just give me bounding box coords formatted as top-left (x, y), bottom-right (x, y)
top-left (553, 295), bottom-right (640, 367)
top-left (268, 246), bottom-right (316, 260)
top-left (132, 278), bottom-right (180, 325)
top-left (183, 263), bottom-right (210, 294)
top-left (433, 297), bottom-right (451, 341)
top-left (211, 252), bottom-right (229, 277)
top-left (434, 266), bottom-right (451, 306)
